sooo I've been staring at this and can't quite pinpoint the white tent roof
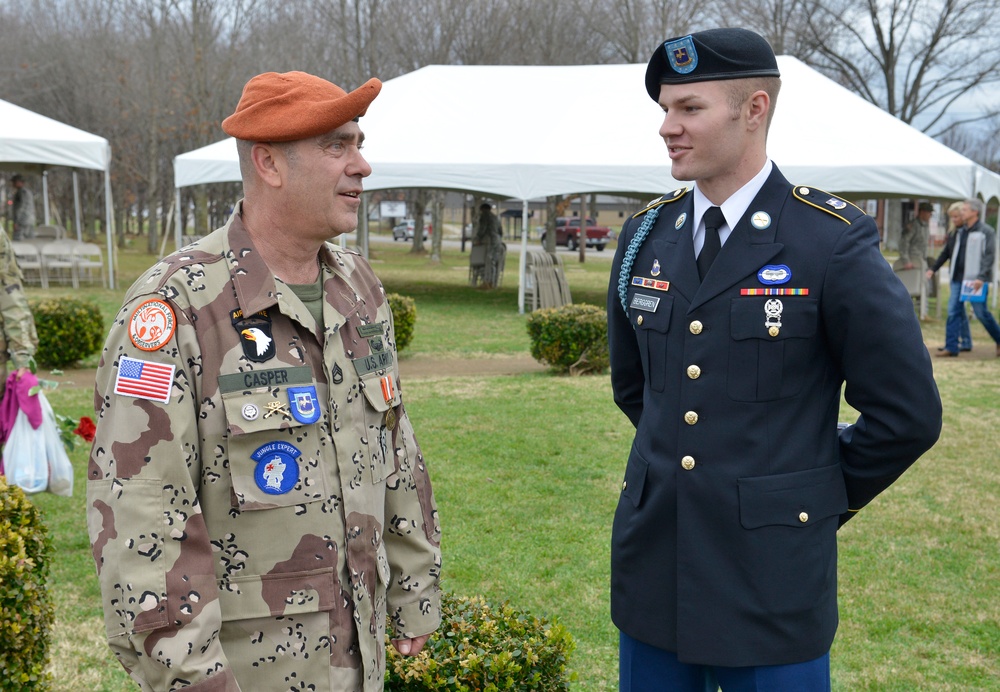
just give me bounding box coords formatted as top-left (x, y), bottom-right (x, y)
top-left (173, 58), bottom-right (1000, 203)
top-left (0, 99), bottom-right (110, 171)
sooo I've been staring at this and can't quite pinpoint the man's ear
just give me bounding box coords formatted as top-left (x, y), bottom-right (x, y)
top-left (746, 91), bottom-right (770, 132)
top-left (250, 142), bottom-right (285, 188)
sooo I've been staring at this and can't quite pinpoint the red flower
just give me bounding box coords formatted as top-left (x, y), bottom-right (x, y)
top-left (74, 416), bottom-right (96, 442)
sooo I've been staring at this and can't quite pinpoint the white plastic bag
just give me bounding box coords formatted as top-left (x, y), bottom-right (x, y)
top-left (39, 393), bottom-right (73, 497)
top-left (4, 408), bottom-right (48, 494)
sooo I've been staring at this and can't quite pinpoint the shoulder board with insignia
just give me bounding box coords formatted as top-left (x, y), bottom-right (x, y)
top-left (631, 187), bottom-right (690, 219)
top-left (791, 186), bottom-right (866, 224)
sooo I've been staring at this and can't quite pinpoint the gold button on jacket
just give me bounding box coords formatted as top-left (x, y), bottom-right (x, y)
top-left (684, 411), bottom-right (699, 425)
top-left (681, 456), bottom-right (695, 470)
top-left (689, 320), bottom-right (703, 335)
top-left (687, 365), bottom-right (701, 379)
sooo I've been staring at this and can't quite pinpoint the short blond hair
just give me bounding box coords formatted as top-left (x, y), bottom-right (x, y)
top-left (728, 77), bottom-right (782, 132)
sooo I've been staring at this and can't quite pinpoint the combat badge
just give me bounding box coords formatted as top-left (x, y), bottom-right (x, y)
top-left (251, 441), bottom-right (301, 495)
top-left (231, 308), bottom-right (275, 363)
top-left (764, 298), bottom-right (783, 337)
top-left (288, 386), bottom-right (320, 424)
top-left (129, 298), bottom-right (176, 351)
top-left (758, 264), bottom-right (791, 285)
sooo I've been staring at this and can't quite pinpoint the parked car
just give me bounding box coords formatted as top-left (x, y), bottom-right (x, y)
top-left (392, 219), bottom-right (430, 242)
top-left (540, 217), bottom-right (615, 251)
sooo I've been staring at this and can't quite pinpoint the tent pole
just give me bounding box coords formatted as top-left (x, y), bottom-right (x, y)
top-left (72, 171), bottom-right (82, 240)
top-left (518, 199), bottom-right (528, 314)
top-left (105, 168), bottom-right (115, 289)
top-left (42, 170), bottom-right (51, 225)
top-left (176, 187), bottom-right (183, 252)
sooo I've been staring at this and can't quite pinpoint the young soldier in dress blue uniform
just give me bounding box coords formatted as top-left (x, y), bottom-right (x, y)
top-left (607, 28), bottom-right (941, 691)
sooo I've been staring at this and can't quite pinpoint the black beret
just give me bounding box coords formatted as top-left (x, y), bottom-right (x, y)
top-left (645, 28), bottom-right (780, 100)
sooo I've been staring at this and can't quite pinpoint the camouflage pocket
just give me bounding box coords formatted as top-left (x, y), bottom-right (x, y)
top-left (221, 388), bottom-right (329, 511)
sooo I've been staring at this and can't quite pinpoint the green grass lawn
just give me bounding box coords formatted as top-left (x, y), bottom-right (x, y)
top-left (23, 242), bottom-right (1000, 690)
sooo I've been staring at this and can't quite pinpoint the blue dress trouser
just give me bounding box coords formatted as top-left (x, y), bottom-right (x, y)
top-left (620, 631), bottom-right (831, 692)
top-left (945, 282), bottom-right (1000, 353)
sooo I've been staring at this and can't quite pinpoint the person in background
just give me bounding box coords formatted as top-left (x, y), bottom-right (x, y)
top-left (0, 224), bottom-right (37, 397)
top-left (87, 70), bottom-right (441, 691)
top-left (927, 198), bottom-right (1000, 357)
top-left (10, 174), bottom-right (37, 241)
top-left (895, 201), bottom-right (932, 270)
top-left (608, 28), bottom-right (941, 691)
top-left (473, 202), bottom-right (504, 288)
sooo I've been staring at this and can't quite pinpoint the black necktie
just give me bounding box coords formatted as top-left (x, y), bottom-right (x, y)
top-left (697, 206), bottom-right (725, 280)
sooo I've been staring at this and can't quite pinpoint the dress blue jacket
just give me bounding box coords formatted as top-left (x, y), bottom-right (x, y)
top-left (607, 165), bottom-right (941, 667)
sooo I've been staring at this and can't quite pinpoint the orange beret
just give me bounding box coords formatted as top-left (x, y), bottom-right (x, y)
top-left (222, 71), bottom-right (382, 142)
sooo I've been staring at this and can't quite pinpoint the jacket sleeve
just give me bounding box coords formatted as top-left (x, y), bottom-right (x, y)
top-left (608, 216), bottom-right (644, 428)
top-left (0, 230), bottom-right (37, 368)
top-left (978, 226), bottom-right (996, 283)
top-left (87, 293), bottom-right (240, 691)
top-left (929, 231), bottom-right (955, 273)
top-left (382, 307), bottom-right (442, 640)
top-left (821, 216), bottom-right (942, 525)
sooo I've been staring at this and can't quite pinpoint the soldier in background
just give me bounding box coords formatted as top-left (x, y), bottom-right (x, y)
top-left (10, 174), bottom-right (37, 240)
top-left (895, 201), bottom-right (933, 270)
top-left (0, 226), bottom-right (37, 396)
top-left (87, 71), bottom-right (441, 691)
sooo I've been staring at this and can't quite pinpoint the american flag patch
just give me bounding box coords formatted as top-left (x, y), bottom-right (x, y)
top-left (114, 356), bottom-right (175, 403)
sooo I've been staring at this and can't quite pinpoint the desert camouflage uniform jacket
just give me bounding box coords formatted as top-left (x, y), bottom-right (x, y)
top-left (87, 206), bottom-right (441, 691)
top-left (0, 228), bottom-right (38, 382)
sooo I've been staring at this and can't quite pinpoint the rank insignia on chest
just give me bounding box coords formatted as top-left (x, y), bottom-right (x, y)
top-left (288, 385), bottom-right (320, 424)
top-left (331, 362), bottom-right (344, 385)
top-left (251, 441), bottom-right (301, 495)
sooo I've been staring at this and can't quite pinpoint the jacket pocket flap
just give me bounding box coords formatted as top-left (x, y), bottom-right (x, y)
top-left (217, 568), bottom-right (336, 621)
top-left (738, 464), bottom-right (847, 529)
top-left (622, 448), bottom-right (649, 508)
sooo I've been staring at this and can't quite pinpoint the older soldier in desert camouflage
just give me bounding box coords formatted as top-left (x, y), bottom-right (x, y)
top-left (87, 71), bottom-right (441, 691)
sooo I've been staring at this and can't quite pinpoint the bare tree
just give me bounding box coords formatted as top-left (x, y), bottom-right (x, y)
top-left (576, 0), bottom-right (708, 64)
top-left (803, 0), bottom-right (1000, 135)
top-left (710, 0), bottom-right (846, 58)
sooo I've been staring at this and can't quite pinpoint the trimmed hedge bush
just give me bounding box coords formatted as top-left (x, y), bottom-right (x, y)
top-left (387, 292), bottom-right (417, 352)
top-left (526, 303), bottom-right (609, 375)
top-left (385, 593), bottom-right (575, 691)
top-left (0, 477), bottom-right (54, 690)
top-left (28, 298), bottom-right (104, 368)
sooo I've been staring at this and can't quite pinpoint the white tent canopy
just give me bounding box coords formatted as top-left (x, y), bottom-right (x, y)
top-left (173, 58), bottom-right (1000, 311)
top-left (173, 58), bottom-right (1000, 203)
top-left (1, 98), bottom-right (115, 286)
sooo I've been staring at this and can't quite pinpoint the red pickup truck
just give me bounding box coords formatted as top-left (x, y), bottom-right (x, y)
top-left (541, 217), bottom-right (615, 251)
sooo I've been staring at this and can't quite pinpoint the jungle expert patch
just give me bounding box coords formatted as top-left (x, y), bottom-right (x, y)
top-left (251, 441), bottom-right (301, 495)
